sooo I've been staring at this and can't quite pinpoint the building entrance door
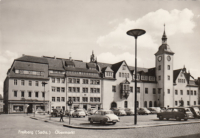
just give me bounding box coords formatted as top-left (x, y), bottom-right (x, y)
top-left (111, 102), bottom-right (117, 109)
top-left (27, 104), bottom-right (33, 113)
top-left (83, 105), bottom-right (87, 110)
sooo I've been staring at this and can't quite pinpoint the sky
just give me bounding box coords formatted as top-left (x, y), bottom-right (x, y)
top-left (0, 0), bottom-right (200, 96)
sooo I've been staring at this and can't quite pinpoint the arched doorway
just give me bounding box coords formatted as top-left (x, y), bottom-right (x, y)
top-left (111, 102), bottom-right (117, 109)
top-left (149, 101), bottom-right (152, 107)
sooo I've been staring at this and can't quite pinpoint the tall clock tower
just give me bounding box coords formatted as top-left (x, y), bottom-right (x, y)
top-left (155, 25), bottom-right (175, 107)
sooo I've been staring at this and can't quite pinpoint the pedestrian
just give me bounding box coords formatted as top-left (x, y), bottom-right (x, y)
top-left (60, 110), bottom-right (64, 122)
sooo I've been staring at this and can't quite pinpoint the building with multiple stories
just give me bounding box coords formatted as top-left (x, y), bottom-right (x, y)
top-left (3, 29), bottom-right (200, 114)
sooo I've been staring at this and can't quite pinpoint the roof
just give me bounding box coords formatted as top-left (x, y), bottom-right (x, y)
top-left (155, 44), bottom-right (174, 56)
top-left (45, 58), bottom-right (65, 71)
top-left (16, 55), bottom-right (48, 64)
top-left (173, 69), bottom-right (182, 83)
top-left (102, 66), bottom-right (113, 73)
top-left (86, 63), bottom-right (96, 68)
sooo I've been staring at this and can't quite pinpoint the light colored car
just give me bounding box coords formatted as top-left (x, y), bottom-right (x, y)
top-left (72, 109), bottom-right (86, 118)
top-left (87, 108), bottom-right (97, 115)
top-left (65, 109), bottom-right (74, 116)
top-left (137, 108), bottom-right (151, 115)
top-left (88, 110), bottom-right (120, 125)
top-left (148, 107), bottom-right (160, 114)
top-left (112, 108), bottom-right (126, 116)
top-left (124, 108), bottom-right (135, 115)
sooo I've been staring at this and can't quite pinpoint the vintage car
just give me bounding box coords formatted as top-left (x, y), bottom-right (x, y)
top-left (137, 107), bottom-right (151, 115)
top-left (72, 109), bottom-right (86, 118)
top-left (188, 106), bottom-right (200, 119)
top-left (65, 109), bottom-right (74, 116)
top-left (147, 108), bottom-right (158, 114)
top-left (51, 109), bottom-right (62, 117)
top-left (87, 108), bottom-right (97, 115)
top-left (124, 108), bottom-right (135, 115)
top-left (88, 110), bottom-right (120, 125)
top-left (157, 107), bottom-right (189, 121)
top-left (111, 108), bottom-right (126, 116)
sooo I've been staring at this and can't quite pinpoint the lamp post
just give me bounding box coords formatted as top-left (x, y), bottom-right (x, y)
top-left (42, 82), bottom-right (48, 115)
top-left (127, 29), bottom-right (146, 125)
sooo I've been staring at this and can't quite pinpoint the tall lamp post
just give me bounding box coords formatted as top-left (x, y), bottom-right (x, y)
top-left (42, 82), bottom-right (48, 115)
top-left (127, 29), bottom-right (146, 125)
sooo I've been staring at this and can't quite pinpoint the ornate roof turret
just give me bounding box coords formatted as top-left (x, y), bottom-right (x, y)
top-left (155, 24), bottom-right (174, 56)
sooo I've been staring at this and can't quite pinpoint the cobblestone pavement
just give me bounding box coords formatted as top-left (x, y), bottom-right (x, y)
top-left (1, 114), bottom-right (200, 138)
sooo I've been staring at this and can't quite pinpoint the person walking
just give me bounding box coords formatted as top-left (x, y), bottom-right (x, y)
top-left (60, 110), bottom-right (64, 122)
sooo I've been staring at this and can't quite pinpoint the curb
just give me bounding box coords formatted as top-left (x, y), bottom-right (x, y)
top-left (63, 121), bottom-right (200, 130)
top-left (29, 116), bottom-right (200, 130)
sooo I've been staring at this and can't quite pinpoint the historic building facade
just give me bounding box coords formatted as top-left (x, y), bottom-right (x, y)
top-left (3, 29), bottom-right (200, 113)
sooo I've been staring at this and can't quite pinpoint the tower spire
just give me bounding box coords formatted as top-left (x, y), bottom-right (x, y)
top-left (162, 24), bottom-right (167, 44)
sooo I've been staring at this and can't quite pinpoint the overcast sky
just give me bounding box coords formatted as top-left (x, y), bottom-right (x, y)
top-left (0, 0), bottom-right (200, 96)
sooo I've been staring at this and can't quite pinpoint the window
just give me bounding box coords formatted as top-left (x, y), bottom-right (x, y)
top-left (130, 87), bottom-right (133, 92)
top-left (168, 65), bottom-right (170, 70)
top-left (68, 78), bottom-right (72, 83)
top-left (77, 87), bottom-right (80, 93)
top-left (73, 97), bottom-right (76, 102)
top-left (52, 78), bottom-right (55, 83)
top-left (57, 87), bottom-right (60, 92)
top-left (194, 91), bottom-right (196, 95)
top-left (158, 65), bottom-right (161, 70)
top-left (194, 101), bottom-right (196, 105)
top-left (77, 79), bottom-right (80, 84)
top-left (21, 91), bottom-right (24, 97)
top-left (175, 90), bottom-right (178, 95)
top-left (122, 73), bottom-right (124, 77)
top-left (83, 79), bottom-right (88, 84)
top-left (82, 97), bottom-right (88, 102)
top-left (119, 72), bottom-right (121, 77)
top-left (149, 101), bottom-right (152, 107)
top-left (14, 91), bottom-right (17, 97)
top-left (21, 80), bottom-right (25, 86)
top-left (180, 90), bottom-right (183, 95)
top-left (57, 78), bottom-right (60, 83)
top-left (187, 101), bottom-right (190, 106)
top-left (144, 101), bottom-right (147, 107)
top-left (68, 87), bottom-right (72, 92)
top-left (124, 101), bottom-right (128, 108)
top-left (35, 92), bottom-right (38, 97)
top-left (191, 90), bottom-right (193, 95)
top-left (168, 89), bottom-right (170, 94)
top-left (77, 97), bottom-right (80, 102)
top-left (153, 88), bottom-right (156, 94)
top-left (137, 87), bottom-right (140, 93)
top-left (73, 87), bottom-right (76, 92)
top-left (168, 76), bottom-right (170, 80)
top-left (57, 97), bottom-right (60, 102)
top-left (90, 97), bottom-right (93, 102)
top-left (61, 87), bottom-right (65, 92)
top-left (28, 91), bottom-right (32, 97)
top-left (187, 90), bottom-right (189, 95)
top-left (14, 79), bottom-right (17, 85)
top-left (52, 87), bottom-right (55, 92)
top-left (158, 76), bottom-right (161, 80)
top-left (175, 101), bottom-right (178, 106)
top-left (145, 88), bottom-right (148, 94)
top-left (83, 88), bottom-right (88, 93)
top-left (61, 78), bottom-right (65, 83)
top-left (29, 81), bottom-right (32, 86)
top-left (112, 86), bottom-right (116, 92)
top-left (158, 88), bottom-right (161, 94)
top-left (61, 97), bottom-right (65, 102)
top-left (97, 88), bottom-right (100, 93)
top-left (35, 81), bottom-right (38, 86)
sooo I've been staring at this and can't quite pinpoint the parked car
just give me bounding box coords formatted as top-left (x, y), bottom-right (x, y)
top-left (51, 109), bottom-right (62, 117)
top-left (124, 108), bottom-right (135, 115)
top-left (83, 108), bottom-right (88, 116)
top-left (87, 108), bottom-right (97, 115)
top-left (65, 109), bottom-right (74, 116)
top-left (137, 108), bottom-right (151, 115)
top-left (188, 106), bottom-right (200, 119)
top-left (147, 108), bottom-right (158, 114)
top-left (157, 107), bottom-right (189, 121)
top-left (88, 110), bottom-right (120, 125)
top-left (111, 108), bottom-right (126, 116)
top-left (72, 109), bottom-right (86, 118)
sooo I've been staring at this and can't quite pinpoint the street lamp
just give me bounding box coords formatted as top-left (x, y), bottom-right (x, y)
top-left (42, 82), bottom-right (48, 115)
top-left (127, 29), bottom-right (146, 125)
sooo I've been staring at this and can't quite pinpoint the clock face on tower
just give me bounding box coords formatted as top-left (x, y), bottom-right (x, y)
top-left (158, 56), bottom-right (162, 62)
top-left (167, 56), bottom-right (171, 61)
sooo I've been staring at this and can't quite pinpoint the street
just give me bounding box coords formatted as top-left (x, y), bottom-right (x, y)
top-left (0, 114), bottom-right (200, 138)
